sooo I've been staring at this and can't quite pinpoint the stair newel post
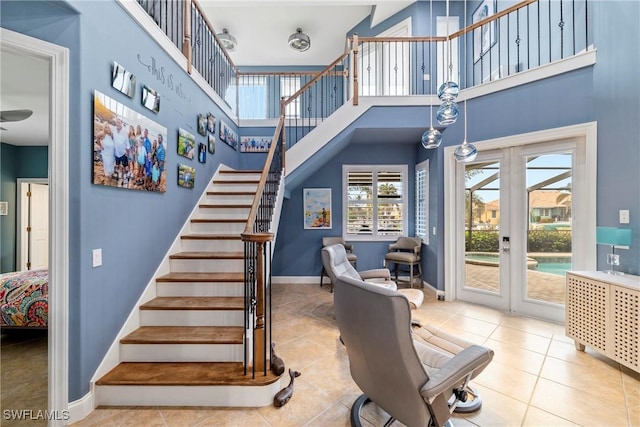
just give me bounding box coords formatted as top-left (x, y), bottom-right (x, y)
top-left (183, 0), bottom-right (192, 74)
top-left (352, 33), bottom-right (359, 106)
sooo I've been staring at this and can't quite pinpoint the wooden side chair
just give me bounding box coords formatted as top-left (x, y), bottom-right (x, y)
top-left (384, 236), bottom-right (423, 288)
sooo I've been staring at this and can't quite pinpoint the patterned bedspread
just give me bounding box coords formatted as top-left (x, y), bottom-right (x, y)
top-left (0, 269), bottom-right (48, 328)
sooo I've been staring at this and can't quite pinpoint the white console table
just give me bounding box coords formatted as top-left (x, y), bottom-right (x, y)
top-left (566, 271), bottom-right (639, 374)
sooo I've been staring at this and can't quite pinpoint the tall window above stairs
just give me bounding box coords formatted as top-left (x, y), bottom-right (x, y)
top-left (225, 76), bottom-right (267, 119)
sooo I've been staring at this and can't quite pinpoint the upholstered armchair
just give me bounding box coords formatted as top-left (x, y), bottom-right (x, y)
top-left (384, 236), bottom-right (423, 288)
top-left (320, 237), bottom-right (357, 291)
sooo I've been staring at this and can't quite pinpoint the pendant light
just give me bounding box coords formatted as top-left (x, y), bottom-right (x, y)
top-left (437, 0), bottom-right (459, 126)
top-left (421, 0), bottom-right (442, 149)
top-left (454, 0), bottom-right (478, 162)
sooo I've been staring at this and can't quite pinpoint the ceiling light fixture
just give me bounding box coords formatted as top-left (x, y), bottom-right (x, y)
top-left (421, 0), bottom-right (442, 149)
top-left (289, 28), bottom-right (311, 52)
top-left (454, 0), bottom-right (478, 162)
top-left (217, 28), bottom-right (237, 52)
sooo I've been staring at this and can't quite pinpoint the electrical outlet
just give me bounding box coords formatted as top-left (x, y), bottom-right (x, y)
top-left (619, 209), bottom-right (630, 224)
top-left (92, 249), bottom-right (102, 267)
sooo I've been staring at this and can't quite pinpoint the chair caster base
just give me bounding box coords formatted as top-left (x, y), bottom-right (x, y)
top-left (350, 394), bottom-right (371, 427)
top-left (452, 385), bottom-right (483, 413)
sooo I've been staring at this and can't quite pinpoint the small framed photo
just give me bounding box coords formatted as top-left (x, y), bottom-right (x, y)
top-left (207, 113), bottom-right (216, 134)
top-left (141, 85), bottom-right (160, 113)
top-left (197, 114), bottom-right (207, 136)
top-left (177, 128), bottom-right (195, 160)
top-left (111, 61), bottom-right (135, 98)
top-left (208, 133), bottom-right (216, 154)
top-left (303, 188), bottom-right (332, 229)
top-left (178, 164), bottom-right (195, 188)
top-left (0, 201), bottom-right (8, 216)
top-left (198, 143), bottom-right (207, 163)
top-left (219, 120), bottom-right (238, 150)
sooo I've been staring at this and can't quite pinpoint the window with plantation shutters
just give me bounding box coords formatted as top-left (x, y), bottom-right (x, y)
top-left (343, 165), bottom-right (408, 241)
top-left (415, 160), bottom-right (429, 244)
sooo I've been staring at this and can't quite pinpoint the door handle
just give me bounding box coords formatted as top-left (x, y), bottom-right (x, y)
top-left (502, 236), bottom-right (510, 253)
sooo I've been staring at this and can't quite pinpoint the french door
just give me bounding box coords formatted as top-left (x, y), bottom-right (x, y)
top-left (448, 128), bottom-right (596, 323)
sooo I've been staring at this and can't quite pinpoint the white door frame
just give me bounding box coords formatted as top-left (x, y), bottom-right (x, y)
top-left (1, 28), bottom-right (70, 424)
top-left (16, 178), bottom-right (49, 271)
top-left (444, 122), bottom-right (598, 308)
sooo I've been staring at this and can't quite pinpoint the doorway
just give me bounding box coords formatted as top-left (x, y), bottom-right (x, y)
top-left (17, 179), bottom-right (49, 271)
top-left (444, 124), bottom-right (597, 323)
top-left (1, 28), bottom-right (69, 424)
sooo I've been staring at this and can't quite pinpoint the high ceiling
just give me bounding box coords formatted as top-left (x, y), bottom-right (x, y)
top-left (198, 0), bottom-right (414, 66)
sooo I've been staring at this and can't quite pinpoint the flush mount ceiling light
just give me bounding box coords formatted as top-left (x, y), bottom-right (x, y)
top-left (217, 28), bottom-right (237, 52)
top-left (288, 28), bottom-right (311, 52)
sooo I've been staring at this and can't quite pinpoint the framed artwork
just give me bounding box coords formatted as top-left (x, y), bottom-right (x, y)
top-left (198, 143), bottom-right (207, 163)
top-left (111, 61), bottom-right (135, 98)
top-left (177, 128), bottom-right (195, 160)
top-left (206, 113), bottom-right (216, 134)
top-left (141, 85), bottom-right (160, 113)
top-left (473, 0), bottom-right (496, 63)
top-left (197, 114), bottom-right (207, 136)
top-left (219, 120), bottom-right (238, 150)
top-left (240, 136), bottom-right (272, 153)
top-left (93, 90), bottom-right (167, 193)
top-left (208, 133), bottom-right (216, 154)
top-left (178, 164), bottom-right (195, 188)
top-left (303, 188), bottom-right (332, 229)
top-left (0, 201), bottom-right (7, 216)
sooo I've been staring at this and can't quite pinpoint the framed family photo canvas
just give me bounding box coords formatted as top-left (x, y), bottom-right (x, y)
top-left (178, 164), bottom-right (195, 188)
top-left (111, 61), bottom-right (135, 98)
top-left (219, 120), bottom-right (238, 150)
top-left (240, 136), bottom-right (272, 153)
top-left (177, 128), bottom-right (195, 160)
top-left (473, 0), bottom-right (496, 63)
top-left (303, 188), bottom-right (332, 229)
top-left (197, 114), bottom-right (207, 136)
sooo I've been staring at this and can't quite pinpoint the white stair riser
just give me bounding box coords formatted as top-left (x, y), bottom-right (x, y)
top-left (140, 310), bottom-right (244, 326)
top-left (156, 282), bottom-right (244, 297)
top-left (212, 184), bottom-right (258, 192)
top-left (216, 173), bottom-right (261, 182)
top-left (120, 343), bottom-right (244, 362)
top-left (169, 258), bottom-right (244, 273)
top-left (180, 239), bottom-right (243, 252)
top-left (95, 382), bottom-right (283, 407)
top-left (190, 221), bottom-right (245, 234)
top-left (205, 194), bottom-right (255, 204)
top-left (196, 207), bottom-right (250, 219)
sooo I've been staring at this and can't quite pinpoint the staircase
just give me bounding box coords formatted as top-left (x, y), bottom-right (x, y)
top-left (94, 168), bottom-right (282, 407)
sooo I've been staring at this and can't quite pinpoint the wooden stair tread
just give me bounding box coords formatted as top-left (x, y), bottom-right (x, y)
top-left (181, 234), bottom-right (242, 240)
top-left (121, 326), bottom-right (244, 344)
top-left (140, 297), bottom-right (244, 310)
top-left (169, 251), bottom-right (244, 260)
top-left (207, 191), bottom-right (256, 195)
top-left (191, 218), bottom-right (246, 223)
top-left (199, 204), bottom-right (251, 208)
top-left (213, 180), bottom-right (260, 184)
top-left (96, 362), bottom-right (279, 386)
top-left (220, 170), bottom-right (262, 174)
top-left (156, 272), bottom-right (244, 282)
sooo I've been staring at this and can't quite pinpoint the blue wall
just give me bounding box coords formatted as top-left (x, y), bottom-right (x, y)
top-left (2, 0), bottom-right (242, 400)
top-left (0, 143), bottom-right (48, 273)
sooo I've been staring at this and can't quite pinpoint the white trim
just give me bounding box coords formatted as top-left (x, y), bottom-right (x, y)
top-left (0, 28), bottom-right (70, 426)
top-left (415, 159), bottom-right (429, 245)
top-left (444, 122), bottom-right (597, 311)
top-left (16, 178), bottom-right (48, 271)
top-left (68, 392), bottom-right (94, 425)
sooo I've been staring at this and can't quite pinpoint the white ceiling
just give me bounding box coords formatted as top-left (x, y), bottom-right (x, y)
top-left (198, 0), bottom-right (414, 66)
top-left (0, 49), bottom-right (50, 146)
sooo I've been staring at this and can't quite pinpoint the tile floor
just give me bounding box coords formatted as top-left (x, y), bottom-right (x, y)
top-left (74, 282), bottom-right (640, 427)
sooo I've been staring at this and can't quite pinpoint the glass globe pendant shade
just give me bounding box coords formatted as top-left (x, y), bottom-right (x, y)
top-left (421, 127), bottom-right (442, 149)
top-left (454, 140), bottom-right (478, 162)
top-left (437, 101), bottom-right (459, 126)
top-left (437, 81), bottom-right (459, 101)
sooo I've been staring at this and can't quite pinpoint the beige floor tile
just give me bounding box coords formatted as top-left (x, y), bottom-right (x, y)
top-left (192, 408), bottom-right (269, 426)
top-left (305, 402), bottom-right (369, 427)
top-left (622, 367), bottom-right (640, 426)
top-left (500, 313), bottom-right (564, 337)
top-left (81, 408), bottom-right (166, 426)
top-left (547, 338), bottom-right (622, 368)
top-left (522, 406), bottom-right (580, 426)
top-left (530, 377), bottom-right (628, 426)
top-left (300, 353), bottom-right (361, 401)
top-left (473, 360), bottom-right (539, 403)
top-left (460, 384), bottom-right (528, 426)
top-left (257, 377), bottom-right (335, 427)
top-left (489, 325), bottom-right (552, 354)
top-left (273, 336), bottom-right (335, 371)
top-left (440, 314), bottom-right (500, 338)
top-left (483, 338), bottom-right (546, 376)
top-left (460, 303), bottom-right (508, 324)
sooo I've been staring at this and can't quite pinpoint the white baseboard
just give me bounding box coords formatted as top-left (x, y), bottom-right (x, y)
top-left (67, 391), bottom-right (93, 425)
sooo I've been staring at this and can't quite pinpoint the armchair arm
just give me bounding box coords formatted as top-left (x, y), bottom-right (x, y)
top-left (343, 243), bottom-right (354, 251)
top-left (388, 243), bottom-right (400, 251)
top-left (419, 345), bottom-right (493, 400)
top-left (359, 268), bottom-right (391, 280)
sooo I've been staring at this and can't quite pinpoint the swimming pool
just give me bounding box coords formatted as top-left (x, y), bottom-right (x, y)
top-left (465, 253), bottom-right (572, 276)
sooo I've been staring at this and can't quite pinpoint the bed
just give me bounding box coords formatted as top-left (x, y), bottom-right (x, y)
top-left (0, 269), bottom-right (48, 328)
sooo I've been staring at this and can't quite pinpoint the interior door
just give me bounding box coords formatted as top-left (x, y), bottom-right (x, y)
top-left (18, 181), bottom-right (49, 270)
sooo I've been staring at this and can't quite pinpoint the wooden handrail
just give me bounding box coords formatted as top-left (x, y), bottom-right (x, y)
top-left (237, 70), bottom-right (343, 76)
top-left (242, 117), bottom-right (285, 236)
top-left (191, 0), bottom-right (238, 72)
top-left (282, 51), bottom-right (351, 108)
top-left (356, 36), bottom-right (448, 43)
top-left (449, 0), bottom-right (537, 39)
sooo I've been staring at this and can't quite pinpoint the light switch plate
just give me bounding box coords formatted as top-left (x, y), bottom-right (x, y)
top-left (619, 209), bottom-right (630, 224)
top-left (92, 249), bottom-right (102, 267)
